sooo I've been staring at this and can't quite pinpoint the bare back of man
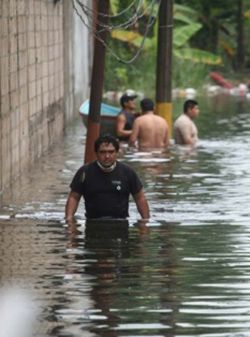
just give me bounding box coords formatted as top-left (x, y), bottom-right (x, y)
top-left (130, 112), bottom-right (169, 149)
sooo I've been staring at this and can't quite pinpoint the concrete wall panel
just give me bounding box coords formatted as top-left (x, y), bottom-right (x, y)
top-left (0, 0), bottom-right (91, 193)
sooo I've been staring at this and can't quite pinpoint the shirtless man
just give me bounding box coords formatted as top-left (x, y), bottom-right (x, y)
top-left (116, 90), bottom-right (138, 142)
top-left (174, 99), bottom-right (199, 146)
top-left (129, 98), bottom-right (169, 149)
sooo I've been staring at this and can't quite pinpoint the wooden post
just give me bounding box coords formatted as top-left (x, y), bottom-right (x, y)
top-left (155, 0), bottom-right (173, 138)
top-left (84, 0), bottom-right (109, 163)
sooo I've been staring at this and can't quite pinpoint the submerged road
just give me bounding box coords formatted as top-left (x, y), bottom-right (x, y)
top-left (0, 95), bottom-right (250, 337)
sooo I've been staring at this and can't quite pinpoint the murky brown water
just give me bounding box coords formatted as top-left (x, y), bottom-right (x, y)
top-left (1, 95), bottom-right (250, 337)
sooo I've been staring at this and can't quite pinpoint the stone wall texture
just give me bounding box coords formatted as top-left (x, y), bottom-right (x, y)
top-left (0, 0), bottom-right (90, 193)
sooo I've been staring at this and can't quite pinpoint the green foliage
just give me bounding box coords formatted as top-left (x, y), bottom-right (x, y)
top-left (173, 58), bottom-right (210, 89)
top-left (173, 4), bottom-right (199, 24)
top-left (174, 48), bottom-right (222, 65)
top-left (175, 0), bottom-right (250, 72)
top-left (109, 0), bottom-right (119, 15)
top-left (104, 1), bottom-right (225, 95)
top-left (173, 23), bottom-right (202, 48)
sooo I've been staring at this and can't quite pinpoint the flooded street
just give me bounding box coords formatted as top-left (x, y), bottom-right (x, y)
top-left (1, 95), bottom-right (250, 337)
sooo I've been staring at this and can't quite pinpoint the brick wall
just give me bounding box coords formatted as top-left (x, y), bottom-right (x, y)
top-left (0, 0), bottom-right (89, 192)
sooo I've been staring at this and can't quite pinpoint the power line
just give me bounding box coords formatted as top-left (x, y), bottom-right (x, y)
top-left (72, 0), bottom-right (160, 64)
top-left (78, 0), bottom-right (142, 19)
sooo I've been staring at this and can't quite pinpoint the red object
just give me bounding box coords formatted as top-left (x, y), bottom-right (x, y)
top-left (209, 72), bottom-right (234, 89)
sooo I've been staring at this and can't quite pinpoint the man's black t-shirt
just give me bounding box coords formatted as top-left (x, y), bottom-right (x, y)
top-left (70, 161), bottom-right (143, 219)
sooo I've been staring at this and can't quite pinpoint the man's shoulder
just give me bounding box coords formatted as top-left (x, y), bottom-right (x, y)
top-left (135, 114), bottom-right (151, 123)
top-left (139, 113), bottom-right (167, 126)
top-left (119, 109), bottom-right (132, 116)
top-left (174, 114), bottom-right (189, 126)
top-left (117, 160), bottom-right (131, 169)
top-left (76, 162), bottom-right (96, 174)
top-left (155, 114), bottom-right (168, 123)
top-left (117, 161), bottom-right (135, 173)
top-left (117, 111), bottom-right (126, 120)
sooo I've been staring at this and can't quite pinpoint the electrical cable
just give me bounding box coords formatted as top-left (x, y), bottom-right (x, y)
top-left (71, 0), bottom-right (160, 64)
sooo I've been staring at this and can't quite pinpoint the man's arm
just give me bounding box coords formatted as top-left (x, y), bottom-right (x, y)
top-left (65, 191), bottom-right (81, 221)
top-left (133, 189), bottom-right (150, 219)
top-left (183, 134), bottom-right (195, 145)
top-left (129, 119), bottom-right (140, 147)
top-left (178, 120), bottom-right (196, 145)
top-left (116, 114), bottom-right (132, 138)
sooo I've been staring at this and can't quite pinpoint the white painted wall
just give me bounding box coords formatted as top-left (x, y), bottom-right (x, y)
top-left (64, 0), bottom-right (92, 121)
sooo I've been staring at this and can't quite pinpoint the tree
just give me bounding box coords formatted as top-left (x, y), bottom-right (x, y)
top-left (104, 2), bottom-right (222, 94)
top-left (175, 0), bottom-right (250, 72)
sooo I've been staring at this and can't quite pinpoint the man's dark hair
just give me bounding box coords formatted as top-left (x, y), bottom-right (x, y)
top-left (94, 133), bottom-right (120, 152)
top-left (183, 99), bottom-right (198, 114)
top-left (120, 94), bottom-right (137, 108)
top-left (140, 98), bottom-right (154, 112)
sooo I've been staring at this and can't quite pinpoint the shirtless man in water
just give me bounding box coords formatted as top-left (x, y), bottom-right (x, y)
top-left (129, 98), bottom-right (169, 149)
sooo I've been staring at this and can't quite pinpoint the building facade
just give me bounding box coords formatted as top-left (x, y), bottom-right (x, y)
top-left (0, 0), bottom-right (91, 193)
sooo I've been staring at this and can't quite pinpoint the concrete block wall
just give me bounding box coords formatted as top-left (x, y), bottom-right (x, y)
top-left (0, 0), bottom-right (90, 193)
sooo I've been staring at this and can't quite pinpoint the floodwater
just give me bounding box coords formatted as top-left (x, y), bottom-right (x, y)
top-left (0, 94), bottom-right (250, 337)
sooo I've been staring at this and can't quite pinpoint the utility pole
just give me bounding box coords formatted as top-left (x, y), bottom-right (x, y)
top-left (84, 0), bottom-right (109, 163)
top-left (235, 0), bottom-right (244, 71)
top-left (155, 0), bottom-right (173, 138)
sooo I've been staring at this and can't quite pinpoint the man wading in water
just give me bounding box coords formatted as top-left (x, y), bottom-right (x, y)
top-left (65, 134), bottom-right (150, 222)
top-left (129, 98), bottom-right (169, 150)
top-left (174, 99), bottom-right (200, 146)
top-left (116, 90), bottom-right (138, 142)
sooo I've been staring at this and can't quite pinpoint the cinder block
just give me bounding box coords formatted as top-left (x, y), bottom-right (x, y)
top-left (1, 95), bottom-right (10, 117)
top-left (1, 115), bottom-right (11, 138)
top-left (28, 81), bottom-right (36, 99)
top-left (19, 102), bottom-right (29, 122)
top-left (42, 61), bottom-right (48, 77)
top-left (17, 0), bottom-right (27, 16)
top-left (10, 90), bottom-right (18, 110)
top-left (9, 16), bottom-right (17, 35)
top-left (2, 2), bottom-right (9, 17)
top-left (1, 37), bottom-right (9, 57)
top-left (1, 18), bottom-right (9, 37)
top-left (19, 50), bottom-right (28, 69)
top-left (10, 72), bottom-right (18, 91)
top-left (28, 48), bottom-right (36, 65)
top-left (18, 33), bottom-right (27, 52)
top-left (36, 94), bottom-right (42, 112)
top-left (9, 0), bottom-right (16, 16)
top-left (19, 68), bottom-right (28, 87)
top-left (19, 85), bottom-right (28, 104)
top-left (42, 91), bottom-right (49, 107)
top-left (28, 64), bottom-right (36, 82)
top-left (10, 35), bottom-right (18, 54)
top-left (27, 32), bottom-right (35, 49)
top-left (20, 137), bottom-right (30, 170)
top-left (10, 54), bottom-right (17, 72)
top-left (42, 76), bottom-right (49, 93)
top-left (0, 72), bottom-right (9, 96)
top-left (29, 97), bottom-right (37, 116)
top-left (28, 15), bottom-right (35, 32)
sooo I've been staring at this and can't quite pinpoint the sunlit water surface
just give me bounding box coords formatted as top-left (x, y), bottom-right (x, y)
top-left (0, 95), bottom-right (250, 337)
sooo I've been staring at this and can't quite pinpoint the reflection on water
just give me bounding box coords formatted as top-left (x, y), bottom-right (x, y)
top-left (1, 96), bottom-right (250, 336)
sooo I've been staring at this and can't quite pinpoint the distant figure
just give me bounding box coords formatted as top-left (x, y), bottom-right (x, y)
top-left (65, 134), bottom-right (150, 221)
top-left (129, 98), bottom-right (169, 149)
top-left (174, 99), bottom-right (200, 146)
top-left (116, 89), bottom-right (138, 141)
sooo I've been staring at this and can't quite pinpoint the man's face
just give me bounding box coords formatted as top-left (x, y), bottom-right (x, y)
top-left (96, 142), bottom-right (118, 168)
top-left (189, 105), bottom-right (200, 119)
top-left (124, 98), bottom-right (136, 111)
